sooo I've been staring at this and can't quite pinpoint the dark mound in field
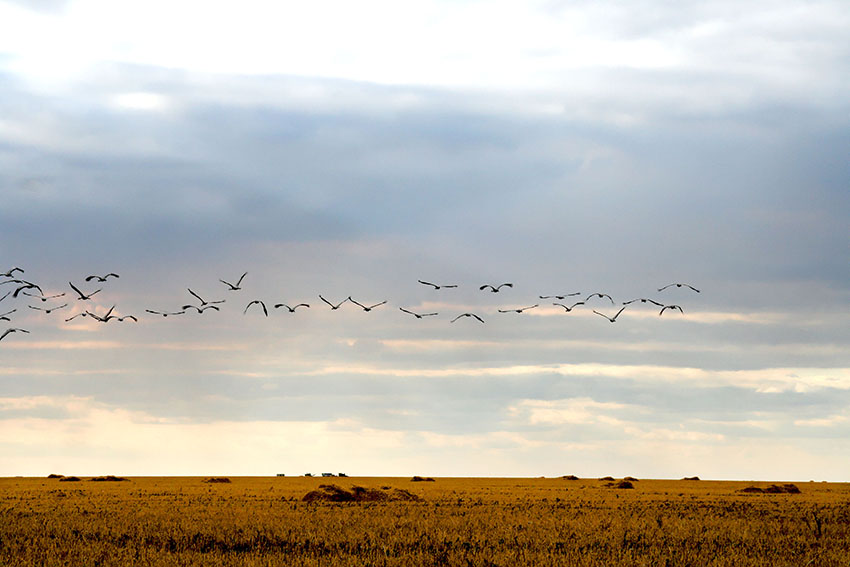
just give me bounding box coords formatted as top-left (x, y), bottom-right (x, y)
top-left (47, 474), bottom-right (64, 479)
top-left (562, 475), bottom-right (580, 480)
top-left (411, 476), bottom-right (435, 482)
top-left (303, 484), bottom-right (421, 503)
top-left (90, 475), bottom-right (128, 482)
top-left (623, 476), bottom-right (639, 482)
top-left (203, 477), bottom-right (232, 484)
top-left (599, 476), bottom-right (615, 481)
top-left (606, 480), bottom-right (635, 489)
top-left (739, 483), bottom-right (800, 494)
top-left (59, 476), bottom-right (81, 482)
top-left (682, 476), bottom-right (701, 481)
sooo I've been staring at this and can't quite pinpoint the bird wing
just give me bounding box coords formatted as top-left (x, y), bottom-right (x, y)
top-left (348, 297), bottom-right (367, 309)
top-left (479, 285), bottom-right (492, 291)
top-left (418, 280), bottom-right (438, 288)
top-left (471, 314), bottom-right (484, 323)
top-left (319, 295), bottom-right (334, 307)
top-left (187, 288), bottom-right (205, 304)
top-left (368, 301), bottom-right (387, 309)
top-left (658, 284), bottom-right (674, 292)
top-left (236, 272), bottom-right (248, 286)
top-left (106, 273), bottom-right (119, 279)
top-left (69, 282), bottom-right (85, 298)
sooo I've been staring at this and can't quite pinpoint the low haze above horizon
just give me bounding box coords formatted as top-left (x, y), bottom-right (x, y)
top-left (1, 0), bottom-right (848, 480)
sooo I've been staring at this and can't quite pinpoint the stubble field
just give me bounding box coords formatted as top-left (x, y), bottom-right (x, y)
top-left (1, 475), bottom-right (849, 566)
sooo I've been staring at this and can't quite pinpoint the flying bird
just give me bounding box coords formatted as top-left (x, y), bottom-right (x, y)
top-left (187, 288), bottom-right (226, 306)
top-left (0, 290), bottom-right (9, 303)
top-left (593, 306), bottom-right (627, 323)
top-left (479, 283), bottom-right (513, 292)
top-left (0, 267), bottom-right (24, 278)
top-left (28, 303), bottom-right (69, 314)
top-left (69, 282), bottom-right (101, 301)
top-left (348, 297), bottom-right (387, 312)
top-left (274, 303), bottom-right (310, 313)
top-left (220, 272), bottom-right (248, 291)
top-left (399, 307), bottom-right (439, 319)
top-left (498, 304), bottom-right (539, 313)
top-left (319, 295), bottom-right (349, 310)
top-left (539, 293), bottom-right (581, 300)
top-left (145, 309), bottom-right (186, 317)
top-left (659, 305), bottom-right (684, 316)
top-left (622, 298), bottom-right (664, 306)
top-left (181, 304), bottom-right (221, 314)
top-left (418, 280), bottom-right (458, 290)
top-left (658, 283), bottom-right (700, 293)
top-left (1, 308), bottom-right (17, 319)
top-left (64, 313), bottom-right (88, 322)
top-left (244, 300), bottom-right (268, 316)
top-left (451, 313), bottom-right (485, 323)
top-left (21, 291), bottom-right (66, 302)
top-left (1, 328), bottom-right (29, 341)
top-left (85, 273), bottom-right (119, 282)
top-left (553, 301), bottom-right (585, 312)
top-left (585, 292), bottom-right (614, 304)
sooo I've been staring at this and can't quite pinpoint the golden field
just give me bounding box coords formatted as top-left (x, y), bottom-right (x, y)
top-left (1, 475), bottom-right (849, 566)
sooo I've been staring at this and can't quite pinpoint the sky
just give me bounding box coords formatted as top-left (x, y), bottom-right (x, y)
top-left (1, 0), bottom-right (849, 480)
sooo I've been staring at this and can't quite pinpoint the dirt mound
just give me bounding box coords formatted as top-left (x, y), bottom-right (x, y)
top-left (623, 476), bottom-right (639, 482)
top-left (606, 480), bottom-right (635, 489)
top-left (203, 477), bottom-right (232, 484)
top-left (303, 484), bottom-right (421, 503)
top-left (682, 476), bottom-right (701, 481)
top-left (90, 475), bottom-right (128, 482)
top-left (738, 484), bottom-right (801, 494)
top-left (599, 476), bottom-right (615, 481)
top-left (47, 474), bottom-right (64, 479)
top-left (411, 476), bottom-right (435, 482)
top-left (59, 476), bottom-right (81, 482)
top-left (562, 475), bottom-right (580, 480)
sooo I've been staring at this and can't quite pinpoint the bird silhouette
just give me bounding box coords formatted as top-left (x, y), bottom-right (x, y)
top-left (418, 280), bottom-right (458, 290)
top-left (553, 301), bottom-right (585, 312)
top-left (21, 291), bottom-right (66, 302)
top-left (0, 290), bottom-right (9, 303)
top-left (85, 273), bottom-right (119, 282)
top-left (64, 313), bottom-right (88, 322)
top-left (498, 304), bottom-right (539, 313)
top-left (0, 267), bottom-right (24, 278)
top-left (658, 283), bottom-right (700, 293)
top-left (1, 309), bottom-right (17, 319)
top-left (10, 281), bottom-right (43, 298)
top-left (274, 303), bottom-right (310, 312)
top-left (145, 309), bottom-right (185, 317)
top-left (1, 328), bottom-right (29, 341)
top-left (539, 293), bottom-right (581, 300)
top-left (220, 272), bottom-right (248, 291)
top-left (181, 304), bottom-right (221, 314)
top-left (479, 283), bottom-right (513, 292)
top-left (244, 300), bottom-right (268, 316)
top-left (622, 298), bottom-right (664, 306)
top-left (593, 306), bottom-right (627, 322)
top-left (319, 295), bottom-right (349, 310)
top-left (28, 303), bottom-right (69, 314)
top-left (399, 307), bottom-right (439, 319)
top-left (69, 282), bottom-right (101, 301)
top-left (451, 313), bottom-right (485, 323)
top-left (348, 297), bottom-right (387, 312)
top-left (585, 292), bottom-right (614, 304)
top-left (187, 288), bottom-right (226, 307)
top-left (659, 305), bottom-right (684, 316)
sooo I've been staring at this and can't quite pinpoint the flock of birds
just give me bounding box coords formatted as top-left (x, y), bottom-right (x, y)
top-left (1, 266), bottom-right (700, 344)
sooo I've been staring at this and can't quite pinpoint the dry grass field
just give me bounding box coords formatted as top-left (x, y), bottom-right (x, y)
top-left (2, 475), bottom-right (849, 566)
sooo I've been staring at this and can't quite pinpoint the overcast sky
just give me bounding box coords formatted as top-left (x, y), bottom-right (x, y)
top-left (1, 0), bottom-right (849, 480)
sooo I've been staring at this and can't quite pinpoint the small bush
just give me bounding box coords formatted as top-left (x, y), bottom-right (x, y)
top-left (599, 476), bottom-right (615, 481)
top-left (203, 477), bottom-right (231, 484)
top-left (411, 476), bottom-right (435, 482)
top-left (59, 476), bottom-right (81, 482)
top-left (90, 475), bottom-right (128, 482)
top-left (682, 476), bottom-right (701, 481)
top-left (607, 481), bottom-right (635, 489)
top-left (47, 474), bottom-right (64, 479)
top-left (562, 475), bottom-right (580, 480)
top-left (303, 484), bottom-right (422, 503)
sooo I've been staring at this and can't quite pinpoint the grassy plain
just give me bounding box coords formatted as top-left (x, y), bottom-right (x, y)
top-left (1, 475), bottom-right (849, 566)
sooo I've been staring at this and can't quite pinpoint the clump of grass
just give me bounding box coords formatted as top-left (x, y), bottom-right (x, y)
top-left (411, 476), bottom-right (435, 482)
top-left (599, 476), bottom-right (615, 481)
top-left (90, 475), bottom-right (128, 482)
top-left (58, 476), bottom-right (81, 482)
top-left (739, 484), bottom-right (801, 494)
top-left (47, 474), bottom-right (64, 479)
top-left (623, 476), bottom-right (639, 482)
top-left (203, 477), bottom-right (232, 484)
top-left (303, 484), bottom-right (421, 503)
top-left (606, 480), bottom-right (635, 489)
top-left (562, 475), bottom-right (580, 480)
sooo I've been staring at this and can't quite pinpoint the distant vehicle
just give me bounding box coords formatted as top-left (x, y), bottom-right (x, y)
top-left (276, 474), bottom-right (286, 477)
